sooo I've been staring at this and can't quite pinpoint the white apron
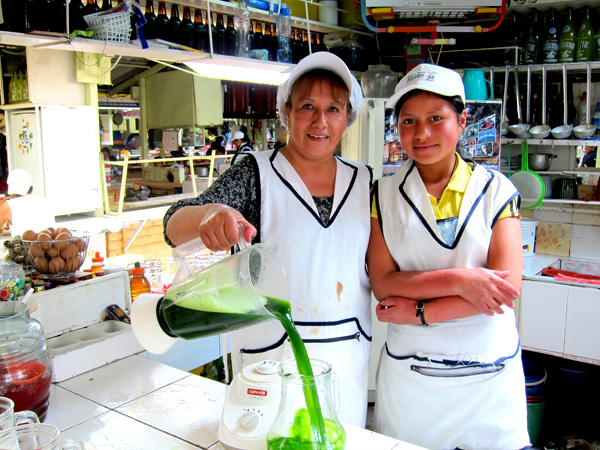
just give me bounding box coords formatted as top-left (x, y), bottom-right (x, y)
top-left (373, 160), bottom-right (530, 450)
top-left (230, 150), bottom-right (373, 427)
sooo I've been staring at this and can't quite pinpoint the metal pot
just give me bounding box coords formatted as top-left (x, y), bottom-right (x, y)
top-left (198, 166), bottom-right (209, 177)
top-left (520, 152), bottom-right (557, 171)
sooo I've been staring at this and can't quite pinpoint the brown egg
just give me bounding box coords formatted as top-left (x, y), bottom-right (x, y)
top-left (54, 227), bottom-right (72, 238)
top-left (60, 243), bottom-right (79, 261)
top-left (65, 254), bottom-right (81, 272)
top-left (74, 238), bottom-right (86, 252)
top-left (48, 257), bottom-right (66, 274)
top-left (55, 231), bottom-right (72, 250)
top-left (46, 245), bottom-right (61, 258)
top-left (22, 230), bottom-right (37, 241)
top-left (34, 256), bottom-right (49, 273)
top-left (42, 227), bottom-right (55, 238)
top-left (36, 232), bottom-right (53, 251)
top-left (28, 244), bottom-right (44, 259)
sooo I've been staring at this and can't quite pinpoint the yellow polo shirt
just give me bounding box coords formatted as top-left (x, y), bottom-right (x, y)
top-left (372, 155), bottom-right (519, 221)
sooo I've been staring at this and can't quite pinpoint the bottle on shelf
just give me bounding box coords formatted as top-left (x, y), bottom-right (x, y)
top-left (248, 19), bottom-right (255, 50)
top-left (542, 9), bottom-right (560, 64)
top-left (81, 0), bottom-right (100, 17)
top-left (316, 33), bottom-right (327, 52)
top-left (523, 9), bottom-right (542, 64)
top-left (503, 13), bottom-right (524, 66)
top-left (194, 9), bottom-right (209, 52)
top-left (100, 0), bottom-right (111, 11)
top-left (252, 20), bottom-right (264, 52)
top-left (301, 30), bottom-right (309, 59)
top-left (91, 252), bottom-right (105, 276)
top-left (180, 6), bottom-right (195, 48)
top-left (166, 3), bottom-right (182, 44)
top-left (154, 0), bottom-right (169, 41)
top-left (558, 6), bottom-right (576, 63)
top-left (575, 5), bottom-right (594, 62)
top-left (592, 102), bottom-right (600, 137)
top-left (263, 20), bottom-right (272, 60)
top-left (292, 28), bottom-right (301, 63)
top-left (225, 14), bottom-right (237, 56)
top-left (214, 13), bottom-right (226, 54)
top-left (130, 262), bottom-right (151, 302)
top-left (143, 0), bottom-right (156, 40)
top-left (49, 0), bottom-right (67, 33)
top-left (20, 72), bottom-right (29, 103)
top-left (270, 23), bottom-right (278, 62)
top-left (235, 0), bottom-right (251, 57)
top-left (8, 73), bottom-right (20, 104)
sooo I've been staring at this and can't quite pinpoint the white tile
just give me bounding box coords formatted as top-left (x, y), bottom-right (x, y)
top-left (59, 410), bottom-right (202, 450)
top-left (570, 224), bottom-right (600, 260)
top-left (57, 355), bottom-right (190, 409)
top-left (45, 385), bottom-right (109, 432)
top-left (116, 374), bottom-right (227, 449)
top-left (345, 423), bottom-right (429, 450)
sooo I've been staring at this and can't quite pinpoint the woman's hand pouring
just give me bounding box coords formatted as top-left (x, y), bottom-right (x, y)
top-left (198, 204), bottom-right (256, 251)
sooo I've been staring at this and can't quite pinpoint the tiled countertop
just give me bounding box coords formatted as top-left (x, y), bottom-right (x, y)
top-left (46, 355), bottom-right (425, 450)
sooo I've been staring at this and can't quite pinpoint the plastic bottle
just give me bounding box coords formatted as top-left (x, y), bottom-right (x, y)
top-left (576, 92), bottom-right (588, 126)
top-left (276, 4), bottom-right (292, 63)
top-left (130, 262), bottom-right (151, 302)
top-left (592, 102), bottom-right (600, 137)
top-left (235, 0), bottom-right (251, 57)
top-left (91, 252), bottom-right (105, 276)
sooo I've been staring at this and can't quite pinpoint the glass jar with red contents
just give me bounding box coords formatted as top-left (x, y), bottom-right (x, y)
top-left (0, 302), bottom-right (53, 422)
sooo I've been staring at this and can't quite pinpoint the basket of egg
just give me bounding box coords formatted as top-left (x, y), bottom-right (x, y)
top-left (22, 228), bottom-right (90, 278)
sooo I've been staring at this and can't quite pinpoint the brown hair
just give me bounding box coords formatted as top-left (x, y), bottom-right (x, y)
top-left (286, 69), bottom-right (351, 115)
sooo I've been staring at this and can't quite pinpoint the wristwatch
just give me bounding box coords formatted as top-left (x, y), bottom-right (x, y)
top-left (416, 301), bottom-right (429, 327)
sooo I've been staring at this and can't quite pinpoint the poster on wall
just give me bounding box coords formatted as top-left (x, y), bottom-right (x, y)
top-left (459, 100), bottom-right (502, 170)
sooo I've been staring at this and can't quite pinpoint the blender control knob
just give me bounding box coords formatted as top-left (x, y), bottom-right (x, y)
top-left (238, 411), bottom-right (261, 431)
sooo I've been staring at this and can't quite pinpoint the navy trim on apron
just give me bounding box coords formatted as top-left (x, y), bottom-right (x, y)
top-left (384, 340), bottom-right (521, 378)
top-left (398, 161), bottom-right (496, 251)
top-left (240, 317), bottom-right (371, 354)
top-left (268, 150), bottom-right (359, 229)
top-left (491, 192), bottom-right (520, 228)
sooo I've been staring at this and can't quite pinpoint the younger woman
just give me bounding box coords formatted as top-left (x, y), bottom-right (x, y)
top-left (367, 64), bottom-right (530, 450)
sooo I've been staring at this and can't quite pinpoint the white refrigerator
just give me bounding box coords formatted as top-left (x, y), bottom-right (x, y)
top-left (7, 106), bottom-right (102, 216)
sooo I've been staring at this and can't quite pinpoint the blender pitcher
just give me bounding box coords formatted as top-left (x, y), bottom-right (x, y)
top-left (131, 230), bottom-right (290, 354)
top-left (266, 359), bottom-right (346, 450)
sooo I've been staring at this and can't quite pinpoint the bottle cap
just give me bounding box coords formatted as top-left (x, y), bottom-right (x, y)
top-left (132, 261), bottom-right (145, 275)
top-left (92, 252), bottom-right (104, 263)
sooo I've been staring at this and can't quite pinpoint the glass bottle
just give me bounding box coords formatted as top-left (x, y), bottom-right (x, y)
top-left (292, 28), bottom-right (301, 63)
top-left (194, 9), bottom-right (209, 52)
top-left (214, 13), bottom-right (226, 54)
top-left (130, 262), bottom-right (151, 302)
top-left (100, 0), bottom-right (111, 11)
top-left (235, 0), bottom-right (251, 57)
top-left (49, 0), bottom-right (67, 33)
top-left (143, 259), bottom-right (164, 294)
top-left (91, 251), bottom-right (104, 276)
top-left (266, 359), bottom-right (346, 450)
top-left (263, 20), bottom-right (272, 60)
top-left (143, 0), bottom-right (156, 40)
top-left (0, 302), bottom-right (53, 422)
top-left (21, 71), bottom-right (29, 103)
top-left (301, 29), bottom-right (309, 59)
top-left (503, 13), bottom-right (523, 65)
top-left (542, 9), bottom-right (559, 63)
top-left (181, 6), bottom-right (195, 48)
top-left (575, 5), bottom-right (594, 62)
top-left (81, 0), bottom-right (100, 17)
top-left (523, 9), bottom-right (542, 64)
top-left (248, 19), bottom-right (255, 50)
top-left (316, 33), bottom-right (327, 52)
top-left (154, 0), bottom-right (169, 40)
top-left (270, 23), bottom-right (278, 62)
top-left (361, 64), bottom-right (398, 98)
top-left (166, 3), bottom-right (182, 44)
top-left (558, 7), bottom-right (576, 63)
top-left (225, 14), bottom-right (237, 56)
top-left (252, 20), bottom-right (264, 50)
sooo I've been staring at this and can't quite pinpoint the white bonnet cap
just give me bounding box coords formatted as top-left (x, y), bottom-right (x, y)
top-left (232, 131), bottom-right (244, 140)
top-left (277, 52), bottom-right (363, 128)
top-left (7, 169), bottom-right (33, 196)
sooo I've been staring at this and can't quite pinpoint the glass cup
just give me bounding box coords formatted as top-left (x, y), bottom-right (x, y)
top-left (0, 397), bottom-right (39, 431)
top-left (0, 423), bottom-right (85, 450)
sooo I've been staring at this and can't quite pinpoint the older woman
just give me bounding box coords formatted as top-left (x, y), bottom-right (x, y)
top-left (163, 52), bottom-right (372, 427)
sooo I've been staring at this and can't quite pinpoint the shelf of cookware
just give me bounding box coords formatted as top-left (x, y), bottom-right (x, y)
top-left (489, 61), bottom-right (600, 74)
top-left (501, 138), bottom-right (600, 146)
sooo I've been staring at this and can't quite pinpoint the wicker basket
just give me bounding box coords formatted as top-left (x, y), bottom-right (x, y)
top-left (84, 11), bottom-right (132, 43)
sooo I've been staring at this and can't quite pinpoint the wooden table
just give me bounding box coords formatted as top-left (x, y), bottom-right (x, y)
top-left (141, 181), bottom-right (182, 196)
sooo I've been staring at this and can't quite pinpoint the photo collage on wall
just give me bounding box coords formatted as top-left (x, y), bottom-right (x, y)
top-left (459, 101), bottom-right (502, 170)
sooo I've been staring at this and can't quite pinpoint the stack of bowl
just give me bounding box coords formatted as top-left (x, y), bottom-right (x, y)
top-left (523, 359), bottom-right (548, 447)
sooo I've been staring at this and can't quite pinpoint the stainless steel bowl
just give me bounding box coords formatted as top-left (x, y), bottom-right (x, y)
top-left (509, 124), bottom-right (531, 137)
top-left (573, 124), bottom-right (597, 138)
top-left (551, 125), bottom-right (573, 139)
top-left (529, 125), bottom-right (551, 139)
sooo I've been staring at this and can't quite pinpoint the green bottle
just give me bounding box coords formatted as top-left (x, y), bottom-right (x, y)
top-left (558, 7), bottom-right (576, 63)
top-left (576, 5), bottom-right (594, 62)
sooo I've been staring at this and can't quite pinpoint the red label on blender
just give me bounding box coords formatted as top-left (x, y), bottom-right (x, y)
top-left (247, 388), bottom-right (267, 396)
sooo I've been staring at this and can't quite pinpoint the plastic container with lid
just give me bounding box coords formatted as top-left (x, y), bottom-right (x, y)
top-left (361, 64), bottom-right (398, 98)
top-left (130, 262), bottom-right (151, 302)
top-left (91, 252), bottom-right (105, 276)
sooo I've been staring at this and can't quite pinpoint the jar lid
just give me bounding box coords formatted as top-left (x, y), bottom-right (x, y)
top-left (132, 261), bottom-right (145, 275)
top-left (91, 252), bottom-right (104, 263)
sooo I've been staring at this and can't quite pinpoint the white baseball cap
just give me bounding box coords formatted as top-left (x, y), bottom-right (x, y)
top-left (277, 52), bottom-right (363, 128)
top-left (385, 63), bottom-right (465, 110)
top-left (232, 131), bottom-right (244, 140)
top-left (7, 169), bottom-right (33, 196)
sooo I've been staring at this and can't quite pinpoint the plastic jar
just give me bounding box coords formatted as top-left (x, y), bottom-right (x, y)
top-left (360, 64), bottom-right (398, 98)
top-left (130, 262), bottom-right (151, 302)
top-left (91, 252), bottom-right (104, 276)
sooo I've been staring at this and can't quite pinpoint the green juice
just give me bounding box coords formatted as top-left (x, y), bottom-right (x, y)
top-left (159, 287), bottom-right (335, 449)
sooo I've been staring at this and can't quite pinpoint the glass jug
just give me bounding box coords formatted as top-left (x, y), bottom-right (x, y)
top-left (360, 64), bottom-right (397, 98)
top-left (0, 302), bottom-right (53, 422)
top-left (266, 359), bottom-right (346, 450)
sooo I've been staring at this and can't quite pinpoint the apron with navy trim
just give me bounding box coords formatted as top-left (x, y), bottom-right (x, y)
top-left (373, 160), bottom-right (530, 450)
top-left (230, 150), bottom-right (373, 427)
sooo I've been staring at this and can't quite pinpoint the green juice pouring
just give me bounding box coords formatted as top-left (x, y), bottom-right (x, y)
top-left (131, 238), bottom-right (345, 450)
